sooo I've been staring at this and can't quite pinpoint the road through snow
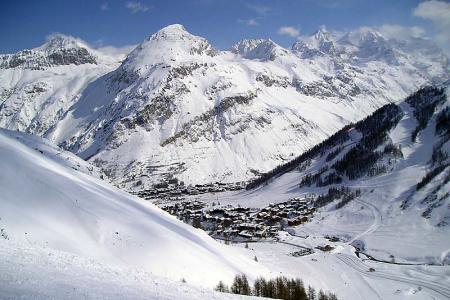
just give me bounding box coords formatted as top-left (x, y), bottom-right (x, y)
top-left (335, 254), bottom-right (450, 299)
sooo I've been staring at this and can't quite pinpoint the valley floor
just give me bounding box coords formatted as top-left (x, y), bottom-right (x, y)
top-left (185, 180), bottom-right (450, 299)
top-left (226, 231), bottom-right (450, 300)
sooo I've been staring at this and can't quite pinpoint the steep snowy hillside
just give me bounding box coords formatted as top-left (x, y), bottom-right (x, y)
top-left (1, 25), bottom-right (448, 190)
top-left (0, 34), bottom-right (123, 135)
top-left (0, 129), bottom-right (267, 288)
top-left (1, 129), bottom-right (106, 180)
top-left (213, 85), bottom-right (450, 264)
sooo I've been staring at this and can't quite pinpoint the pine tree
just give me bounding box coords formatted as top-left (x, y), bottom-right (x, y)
top-left (241, 274), bottom-right (251, 295)
top-left (192, 217), bottom-right (202, 229)
top-left (318, 290), bottom-right (327, 300)
top-left (253, 277), bottom-right (263, 296)
top-left (215, 281), bottom-right (228, 293)
top-left (308, 286), bottom-right (316, 300)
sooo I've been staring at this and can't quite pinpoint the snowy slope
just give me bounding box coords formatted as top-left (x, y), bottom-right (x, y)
top-left (0, 240), bottom-right (264, 300)
top-left (1, 25), bottom-right (449, 190)
top-left (0, 129), bottom-right (267, 288)
top-left (1, 129), bottom-right (106, 180)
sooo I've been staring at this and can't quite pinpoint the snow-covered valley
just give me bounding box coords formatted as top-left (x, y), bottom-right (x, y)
top-left (177, 86), bottom-right (450, 299)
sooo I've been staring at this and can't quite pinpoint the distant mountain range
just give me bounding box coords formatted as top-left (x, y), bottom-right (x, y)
top-left (0, 24), bottom-right (448, 190)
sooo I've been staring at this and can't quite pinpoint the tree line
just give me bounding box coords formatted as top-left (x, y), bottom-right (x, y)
top-left (314, 186), bottom-right (361, 208)
top-left (247, 102), bottom-right (403, 190)
top-left (215, 274), bottom-right (338, 300)
top-left (405, 86), bottom-right (446, 142)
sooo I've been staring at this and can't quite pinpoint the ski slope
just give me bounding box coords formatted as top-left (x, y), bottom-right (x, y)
top-left (0, 129), bottom-right (267, 291)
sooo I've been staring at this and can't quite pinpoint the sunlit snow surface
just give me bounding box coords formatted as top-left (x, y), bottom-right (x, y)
top-left (0, 240), bottom-right (263, 300)
top-left (0, 129), bottom-right (267, 293)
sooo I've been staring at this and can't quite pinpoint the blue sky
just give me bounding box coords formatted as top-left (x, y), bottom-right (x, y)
top-left (1, 0), bottom-right (449, 54)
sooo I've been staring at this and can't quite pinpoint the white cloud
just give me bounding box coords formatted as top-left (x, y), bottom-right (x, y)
top-left (44, 33), bottom-right (135, 60)
top-left (45, 33), bottom-right (89, 48)
top-left (413, 0), bottom-right (450, 55)
top-left (413, 0), bottom-right (450, 27)
top-left (277, 26), bottom-right (300, 38)
top-left (97, 45), bottom-right (137, 58)
top-left (125, 2), bottom-right (151, 13)
top-left (247, 4), bottom-right (271, 16)
top-left (100, 2), bottom-right (109, 11)
top-left (247, 18), bottom-right (259, 26)
top-left (237, 18), bottom-right (259, 26)
top-left (378, 24), bottom-right (426, 40)
top-left (242, 4), bottom-right (270, 28)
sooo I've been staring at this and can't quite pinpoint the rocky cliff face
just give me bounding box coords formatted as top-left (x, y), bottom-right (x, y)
top-left (1, 25), bottom-right (448, 190)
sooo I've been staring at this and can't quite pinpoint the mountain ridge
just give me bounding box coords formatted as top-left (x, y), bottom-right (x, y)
top-left (1, 24), bottom-right (448, 190)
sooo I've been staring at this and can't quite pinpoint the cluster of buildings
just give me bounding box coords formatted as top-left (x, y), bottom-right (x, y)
top-left (160, 195), bottom-right (316, 242)
top-left (137, 181), bottom-right (245, 200)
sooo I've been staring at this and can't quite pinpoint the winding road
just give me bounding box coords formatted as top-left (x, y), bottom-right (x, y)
top-left (335, 253), bottom-right (450, 298)
top-left (333, 198), bottom-right (450, 298)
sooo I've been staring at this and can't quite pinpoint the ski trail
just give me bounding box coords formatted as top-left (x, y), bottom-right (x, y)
top-left (349, 198), bottom-right (381, 244)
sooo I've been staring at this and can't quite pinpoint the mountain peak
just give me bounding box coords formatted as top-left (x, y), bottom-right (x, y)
top-left (0, 33), bottom-right (97, 69)
top-left (292, 26), bottom-right (338, 58)
top-left (231, 38), bottom-right (288, 61)
top-left (39, 34), bottom-right (90, 54)
top-left (122, 24), bottom-right (216, 71)
top-left (345, 27), bottom-right (385, 46)
top-left (313, 25), bottom-right (332, 41)
top-left (158, 24), bottom-right (187, 33)
top-left (149, 24), bottom-right (191, 41)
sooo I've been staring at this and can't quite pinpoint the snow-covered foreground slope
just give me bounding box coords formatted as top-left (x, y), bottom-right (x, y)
top-left (0, 129), bottom-right (267, 289)
top-left (2, 24), bottom-right (447, 190)
top-left (0, 240), bottom-right (263, 300)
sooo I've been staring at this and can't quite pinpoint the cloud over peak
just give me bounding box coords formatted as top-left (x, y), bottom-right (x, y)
top-left (413, 0), bottom-right (450, 55)
top-left (125, 2), bottom-right (151, 13)
top-left (277, 26), bottom-right (300, 38)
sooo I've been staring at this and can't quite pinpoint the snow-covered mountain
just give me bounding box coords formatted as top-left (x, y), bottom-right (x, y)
top-left (0, 128), bottom-right (267, 289)
top-left (0, 34), bottom-right (123, 136)
top-left (1, 24), bottom-right (448, 190)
